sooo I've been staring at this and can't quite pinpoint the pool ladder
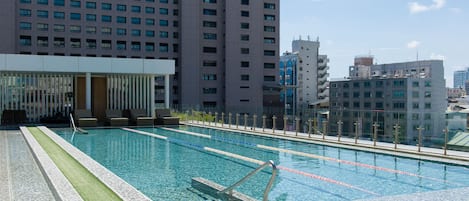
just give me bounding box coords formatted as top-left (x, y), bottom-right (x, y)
top-left (69, 113), bottom-right (77, 132)
top-left (218, 160), bottom-right (278, 201)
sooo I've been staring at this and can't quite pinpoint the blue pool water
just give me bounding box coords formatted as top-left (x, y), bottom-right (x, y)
top-left (55, 126), bottom-right (469, 201)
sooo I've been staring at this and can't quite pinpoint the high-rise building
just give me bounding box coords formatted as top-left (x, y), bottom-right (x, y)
top-left (330, 60), bottom-right (446, 144)
top-left (0, 0), bottom-right (279, 114)
top-left (279, 39), bottom-right (329, 119)
top-left (453, 69), bottom-right (468, 89)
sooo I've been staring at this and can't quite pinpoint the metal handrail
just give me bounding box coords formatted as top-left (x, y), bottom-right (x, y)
top-left (69, 113), bottom-right (77, 132)
top-left (219, 160), bottom-right (277, 201)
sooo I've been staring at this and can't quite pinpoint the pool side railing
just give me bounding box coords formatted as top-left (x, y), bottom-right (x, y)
top-left (179, 110), bottom-right (469, 165)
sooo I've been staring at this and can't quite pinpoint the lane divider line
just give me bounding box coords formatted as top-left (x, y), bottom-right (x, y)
top-left (124, 127), bottom-right (379, 196)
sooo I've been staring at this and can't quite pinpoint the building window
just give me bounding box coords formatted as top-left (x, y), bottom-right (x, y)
top-left (241, 48), bottom-right (249, 54)
top-left (203, 47), bottom-right (217, 53)
top-left (412, 102), bottom-right (419, 109)
top-left (20, 36), bottom-right (31, 46)
top-left (375, 91), bottom-right (383, 98)
top-left (86, 26), bottom-right (96, 34)
top-left (70, 38), bottom-right (81, 48)
top-left (86, 39), bottom-right (96, 49)
top-left (117, 4), bottom-right (126, 11)
top-left (159, 43), bottom-right (168, 52)
top-left (86, 1), bottom-right (96, 9)
top-left (173, 21), bottom-right (179, 27)
top-left (70, 0), bottom-right (80, 7)
top-left (160, 0), bottom-right (168, 3)
top-left (146, 18), bottom-right (155, 25)
top-left (70, 25), bottom-right (81, 33)
top-left (131, 29), bottom-right (141, 36)
top-left (131, 41), bottom-right (141, 51)
top-left (101, 27), bottom-right (111, 35)
top-left (240, 35), bottom-right (249, 41)
top-left (241, 61), bottom-right (249, 68)
top-left (353, 92), bottom-right (360, 98)
top-left (203, 9), bottom-right (217, 15)
top-left (19, 22), bottom-right (32, 30)
top-left (203, 88), bottom-right (217, 94)
top-left (145, 42), bottom-right (155, 52)
top-left (240, 23), bottom-right (249, 29)
top-left (37, 10), bottom-right (49, 18)
top-left (37, 36), bottom-right (48, 47)
top-left (264, 37), bottom-right (275, 44)
top-left (116, 41), bottom-right (126, 50)
top-left (264, 50), bottom-right (275, 56)
top-left (86, 14), bottom-right (96, 21)
top-left (203, 21), bottom-right (217, 27)
top-left (375, 80), bottom-right (383, 87)
top-left (204, 33), bottom-right (217, 40)
top-left (392, 90), bottom-right (405, 98)
top-left (364, 91), bottom-right (371, 98)
top-left (131, 17), bottom-right (141, 24)
top-left (264, 76), bottom-right (275, 82)
top-left (241, 0), bottom-right (249, 5)
top-left (159, 20), bottom-right (168, 26)
top-left (53, 37), bottom-right (65, 47)
top-left (241, 11), bottom-right (249, 17)
top-left (173, 9), bottom-right (179, 16)
top-left (264, 3), bottom-right (275, 9)
top-left (116, 28), bottom-right (126, 35)
top-left (116, 16), bottom-right (126, 23)
top-left (54, 0), bottom-right (64, 6)
top-left (102, 15), bottom-right (112, 22)
top-left (37, 23), bottom-right (48, 31)
top-left (159, 8), bottom-right (168, 15)
top-left (20, 0), bottom-right (31, 4)
top-left (264, 63), bottom-right (275, 69)
top-left (19, 9), bottom-right (31, 16)
top-left (203, 0), bottom-right (217, 3)
top-left (203, 74), bottom-right (217, 80)
top-left (53, 24), bottom-right (65, 32)
top-left (173, 32), bottom-right (179, 38)
top-left (101, 3), bottom-right (111, 10)
top-left (424, 103), bottom-right (431, 109)
top-left (424, 91), bottom-right (431, 98)
top-left (264, 26), bottom-right (275, 32)
top-left (53, 11), bottom-right (64, 19)
top-left (264, 15), bottom-right (275, 21)
top-left (159, 31), bottom-right (168, 38)
top-left (70, 13), bottom-right (81, 20)
top-left (146, 30), bottom-right (155, 37)
top-left (424, 81), bottom-right (431, 87)
top-left (241, 74), bottom-right (249, 81)
top-left (203, 60), bottom-right (217, 67)
top-left (412, 81), bottom-right (419, 87)
top-left (131, 5), bottom-right (141, 13)
top-left (101, 40), bottom-right (111, 49)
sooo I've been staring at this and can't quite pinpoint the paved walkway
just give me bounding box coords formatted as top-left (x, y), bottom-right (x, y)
top-left (0, 130), bottom-right (55, 201)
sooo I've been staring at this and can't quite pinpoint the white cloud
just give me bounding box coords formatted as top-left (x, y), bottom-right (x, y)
top-left (408, 0), bottom-right (446, 14)
top-left (430, 53), bottom-right (445, 60)
top-left (407, 40), bottom-right (420, 49)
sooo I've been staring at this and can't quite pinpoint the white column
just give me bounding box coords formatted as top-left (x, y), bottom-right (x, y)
top-left (164, 74), bottom-right (170, 109)
top-left (86, 72), bottom-right (91, 110)
top-left (151, 76), bottom-right (155, 117)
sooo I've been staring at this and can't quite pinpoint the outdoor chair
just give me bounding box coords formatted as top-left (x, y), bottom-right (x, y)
top-left (155, 109), bottom-right (180, 125)
top-left (105, 110), bottom-right (128, 126)
top-left (74, 109), bottom-right (98, 127)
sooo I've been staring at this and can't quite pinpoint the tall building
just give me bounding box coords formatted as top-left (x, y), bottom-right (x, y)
top-left (453, 69), bottom-right (469, 89)
top-left (279, 39), bottom-right (329, 119)
top-left (330, 60), bottom-right (446, 144)
top-left (0, 0), bottom-right (279, 114)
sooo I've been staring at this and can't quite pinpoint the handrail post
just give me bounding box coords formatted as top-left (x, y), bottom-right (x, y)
top-left (283, 116), bottom-right (288, 135)
top-left (272, 115), bottom-right (276, 133)
top-left (202, 111), bottom-right (206, 126)
top-left (373, 122), bottom-right (379, 146)
top-left (221, 112), bottom-right (224, 127)
top-left (228, 113), bottom-right (232, 128)
top-left (295, 117), bottom-right (300, 136)
top-left (214, 112), bottom-right (218, 127)
top-left (308, 118), bottom-right (312, 138)
top-left (322, 120), bottom-right (327, 140)
top-left (337, 120), bottom-right (343, 142)
top-left (443, 127), bottom-right (448, 155)
top-left (208, 112), bottom-right (212, 126)
top-left (417, 126), bottom-right (424, 152)
top-left (253, 114), bottom-right (257, 131)
top-left (244, 114), bottom-right (248, 130)
top-left (262, 115), bottom-right (266, 132)
top-left (354, 121), bottom-right (359, 144)
top-left (393, 123), bottom-right (400, 149)
top-left (236, 113), bottom-right (240, 129)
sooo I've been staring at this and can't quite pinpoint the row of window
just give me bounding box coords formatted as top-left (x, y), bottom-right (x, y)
top-left (202, 74), bottom-right (276, 82)
top-left (204, 0), bottom-right (276, 10)
top-left (202, 46), bottom-right (276, 56)
top-left (331, 80), bottom-right (432, 88)
top-left (336, 101), bottom-right (432, 109)
top-left (202, 60), bottom-right (275, 69)
top-left (19, 36), bottom-right (174, 52)
top-left (333, 91), bottom-right (432, 99)
top-left (20, 0), bottom-right (175, 6)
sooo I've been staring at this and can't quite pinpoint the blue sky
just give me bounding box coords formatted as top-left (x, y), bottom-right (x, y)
top-left (280, 0), bottom-right (468, 87)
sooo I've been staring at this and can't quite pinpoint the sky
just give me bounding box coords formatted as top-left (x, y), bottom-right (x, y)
top-left (280, 0), bottom-right (469, 87)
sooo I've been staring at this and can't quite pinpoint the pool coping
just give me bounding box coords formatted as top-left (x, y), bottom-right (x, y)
top-left (182, 122), bottom-right (469, 166)
top-left (27, 126), bottom-right (151, 201)
top-left (20, 127), bottom-right (83, 201)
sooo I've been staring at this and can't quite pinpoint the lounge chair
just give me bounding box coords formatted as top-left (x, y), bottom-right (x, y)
top-left (74, 109), bottom-right (98, 127)
top-left (105, 110), bottom-right (128, 126)
top-left (129, 109), bottom-right (153, 126)
top-left (155, 109), bottom-right (180, 125)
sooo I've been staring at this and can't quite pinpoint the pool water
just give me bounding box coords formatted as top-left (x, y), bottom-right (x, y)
top-left (55, 126), bottom-right (469, 201)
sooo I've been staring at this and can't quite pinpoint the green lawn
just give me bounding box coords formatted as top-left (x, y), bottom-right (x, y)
top-left (28, 127), bottom-right (122, 201)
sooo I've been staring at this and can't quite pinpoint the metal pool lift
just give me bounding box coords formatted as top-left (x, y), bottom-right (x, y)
top-left (192, 160), bottom-right (278, 201)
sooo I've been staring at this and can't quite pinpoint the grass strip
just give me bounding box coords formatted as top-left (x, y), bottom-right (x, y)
top-left (28, 127), bottom-right (122, 201)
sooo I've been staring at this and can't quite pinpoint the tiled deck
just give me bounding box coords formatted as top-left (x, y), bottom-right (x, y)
top-left (0, 130), bottom-right (55, 201)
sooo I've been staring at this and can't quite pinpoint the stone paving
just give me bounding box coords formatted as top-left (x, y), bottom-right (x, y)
top-left (0, 130), bottom-right (55, 201)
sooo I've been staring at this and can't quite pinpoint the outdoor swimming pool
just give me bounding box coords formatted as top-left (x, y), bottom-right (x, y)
top-left (55, 126), bottom-right (469, 201)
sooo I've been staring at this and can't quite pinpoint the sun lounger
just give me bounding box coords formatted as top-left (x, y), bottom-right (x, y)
top-left (105, 110), bottom-right (128, 126)
top-left (155, 109), bottom-right (180, 125)
top-left (129, 109), bottom-right (153, 126)
top-left (74, 109), bottom-right (97, 127)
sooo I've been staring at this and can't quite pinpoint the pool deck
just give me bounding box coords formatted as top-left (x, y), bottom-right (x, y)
top-left (358, 186), bottom-right (469, 201)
